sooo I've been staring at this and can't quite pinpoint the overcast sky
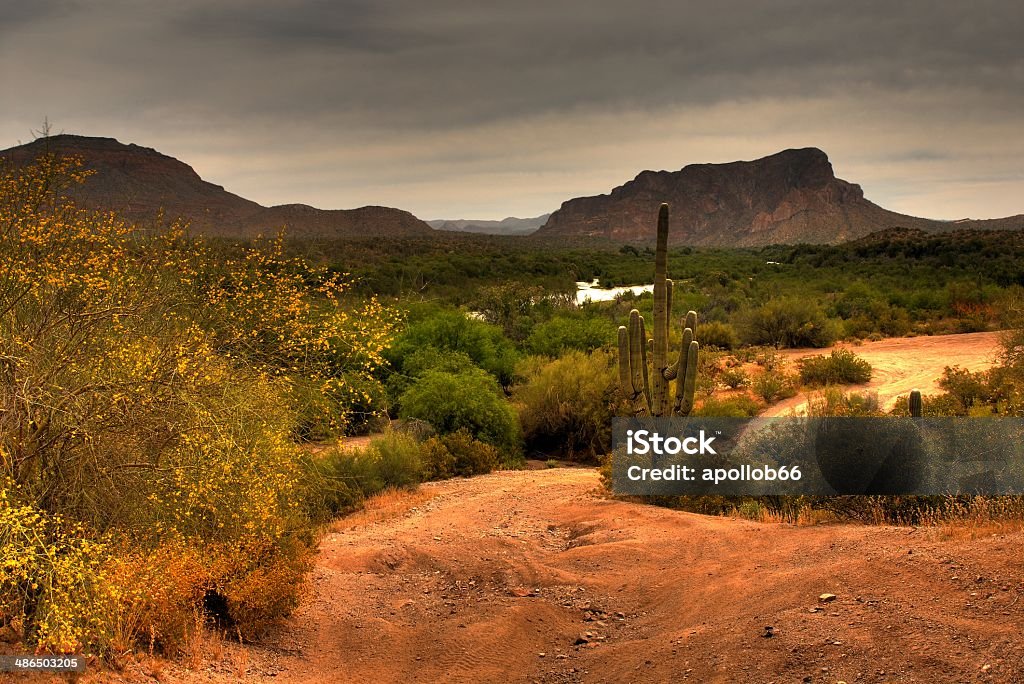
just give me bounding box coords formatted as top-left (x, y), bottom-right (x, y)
top-left (2, 0), bottom-right (1022, 220)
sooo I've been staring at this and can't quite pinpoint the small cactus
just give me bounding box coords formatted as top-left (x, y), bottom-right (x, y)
top-left (617, 204), bottom-right (699, 416)
top-left (909, 389), bottom-right (923, 417)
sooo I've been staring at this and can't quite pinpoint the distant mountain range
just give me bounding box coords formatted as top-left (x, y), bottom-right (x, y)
top-left (0, 135), bottom-right (433, 239)
top-left (427, 214), bottom-right (550, 236)
top-left (535, 148), bottom-right (1024, 246)
top-left (3, 136), bottom-right (1020, 245)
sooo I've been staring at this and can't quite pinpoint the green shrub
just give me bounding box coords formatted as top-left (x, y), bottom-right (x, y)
top-left (720, 367), bottom-right (750, 389)
top-left (692, 395), bottom-right (761, 417)
top-left (752, 370), bottom-right (799, 403)
top-left (370, 432), bottom-right (424, 489)
top-left (937, 366), bottom-right (989, 411)
top-left (422, 429), bottom-right (500, 479)
top-left (798, 349), bottom-right (873, 385)
top-left (740, 298), bottom-right (839, 348)
top-left (307, 432), bottom-right (424, 517)
top-left (699, 321), bottom-right (740, 350)
top-left (889, 392), bottom-right (965, 417)
top-left (514, 351), bottom-right (625, 461)
top-left (524, 316), bottom-right (612, 357)
top-left (399, 369), bottom-right (522, 455)
top-left (807, 389), bottom-right (883, 417)
top-left (388, 310), bottom-right (519, 386)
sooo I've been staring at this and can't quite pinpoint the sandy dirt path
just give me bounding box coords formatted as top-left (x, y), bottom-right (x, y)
top-left (144, 467), bottom-right (1024, 684)
top-left (762, 331), bottom-right (1003, 417)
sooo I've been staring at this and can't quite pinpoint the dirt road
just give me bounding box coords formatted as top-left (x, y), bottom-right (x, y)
top-left (152, 467), bottom-right (1023, 684)
top-left (762, 331), bottom-right (1003, 417)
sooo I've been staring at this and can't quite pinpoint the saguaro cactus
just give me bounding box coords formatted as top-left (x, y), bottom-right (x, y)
top-left (909, 389), bottom-right (923, 418)
top-left (617, 203), bottom-right (699, 416)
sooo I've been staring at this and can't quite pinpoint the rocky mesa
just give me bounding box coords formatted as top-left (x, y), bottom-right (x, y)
top-left (0, 135), bottom-right (433, 239)
top-left (534, 148), bottom-right (1023, 246)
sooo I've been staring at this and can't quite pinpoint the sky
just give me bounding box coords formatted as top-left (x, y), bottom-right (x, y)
top-left (1, 0), bottom-right (1022, 220)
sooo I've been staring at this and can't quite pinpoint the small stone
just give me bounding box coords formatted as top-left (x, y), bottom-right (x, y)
top-left (819, 593), bottom-right (837, 603)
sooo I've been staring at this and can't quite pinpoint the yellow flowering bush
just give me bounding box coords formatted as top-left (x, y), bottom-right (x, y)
top-left (0, 152), bottom-right (396, 655)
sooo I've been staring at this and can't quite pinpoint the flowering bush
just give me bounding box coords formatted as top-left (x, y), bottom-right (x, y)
top-left (0, 152), bottom-right (396, 655)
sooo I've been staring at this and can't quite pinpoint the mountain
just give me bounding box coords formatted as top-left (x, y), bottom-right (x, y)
top-left (534, 148), bottom-right (1024, 246)
top-left (427, 214), bottom-right (550, 236)
top-left (0, 135), bottom-right (433, 238)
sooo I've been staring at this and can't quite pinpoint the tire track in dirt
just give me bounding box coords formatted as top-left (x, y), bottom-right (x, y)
top-left (155, 467), bottom-right (1024, 683)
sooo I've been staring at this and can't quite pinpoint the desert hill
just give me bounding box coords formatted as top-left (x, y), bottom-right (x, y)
top-left (534, 147), bottom-right (1024, 246)
top-left (0, 135), bottom-right (433, 239)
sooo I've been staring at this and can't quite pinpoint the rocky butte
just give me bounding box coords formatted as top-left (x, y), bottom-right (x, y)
top-left (534, 148), bottom-right (1024, 246)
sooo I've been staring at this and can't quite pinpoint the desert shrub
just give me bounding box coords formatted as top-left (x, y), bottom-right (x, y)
top-left (692, 395), bottom-right (761, 417)
top-left (0, 152), bottom-right (375, 655)
top-left (798, 349), bottom-right (872, 386)
top-left (199, 235), bottom-right (399, 440)
top-left (308, 432), bottom-right (424, 515)
top-left (699, 321), bottom-right (739, 350)
top-left (399, 369), bottom-right (521, 455)
top-left (807, 389), bottom-right (883, 417)
top-left (889, 392), bottom-right (966, 417)
top-left (421, 438), bottom-right (458, 481)
top-left (752, 370), bottom-right (799, 403)
top-left (384, 348), bottom-right (478, 410)
top-left (473, 282), bottom-right (573, 340)
top-left (369, 432), bottom-right (424, 489)
top-left (696, 349), bottom-right (725, 397)
top-left (938, 366), bottom-right (989, 411)
top-left (514, 351), bottom-right (624, 461)
top-left (753, 346), bottom-right (783, 370)
top-left (740, 297), bottom-right (839, 348)
top-left (720, 367), bottom-right (750, 389)
top-left (421, 429), bottom-right (499, 479)
top-left (524, 316), bottom-right (612, 357)
top-left (388, 310), bottom-right (519, 386)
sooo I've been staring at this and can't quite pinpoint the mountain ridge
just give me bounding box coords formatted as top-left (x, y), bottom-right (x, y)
top-left (0, 134), bottom-right (434, 239)
top-left (427, 214), bottom-right (550, 235)
top-left (534, 148), bottom-right (1023, 245)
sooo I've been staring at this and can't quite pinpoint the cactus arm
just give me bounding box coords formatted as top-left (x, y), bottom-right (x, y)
top-left (638, 314), bottom-right (651, 411)
top-left (675, 340), bottom-right (699, 415)
top-left (684, 310), bottom-right (697, 336)
top-left (623, 309), bottom-right (651, 415)
top-left (617, 325), bottom-right (631, 395)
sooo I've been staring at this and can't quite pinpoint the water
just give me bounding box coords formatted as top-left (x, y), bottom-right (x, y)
top-left (575, 279), bottom-right (654, 305)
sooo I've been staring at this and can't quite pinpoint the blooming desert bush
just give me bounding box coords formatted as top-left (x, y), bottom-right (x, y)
top-left (0, 152), bottom-right (395, 656)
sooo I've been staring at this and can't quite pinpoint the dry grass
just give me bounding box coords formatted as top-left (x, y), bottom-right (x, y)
top-left (731, 495), bottom-right (1024, 535)
top-left (331, 487), bottom-right (439, 531)
top-left (919, 497), bottom-right (1024, 541)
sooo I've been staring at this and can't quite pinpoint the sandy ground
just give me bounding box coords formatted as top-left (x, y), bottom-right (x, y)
top-left (98, 467), bottom-right (1024, 684)
top-left (762, 331), bottom-right (1003, 417)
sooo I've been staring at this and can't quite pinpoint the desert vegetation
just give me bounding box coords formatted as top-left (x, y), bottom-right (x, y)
top-left (3, 152), bottom-right (1022, 667)
top-left (0, 154), bottom-right (406, 656)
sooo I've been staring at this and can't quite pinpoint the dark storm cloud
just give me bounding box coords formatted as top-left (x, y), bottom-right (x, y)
top-left (1, 0), bottom-right (1022, 218)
